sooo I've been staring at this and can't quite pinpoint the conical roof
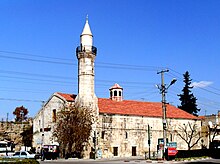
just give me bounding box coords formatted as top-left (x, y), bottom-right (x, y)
top-left (109, 83), bottom-right (123, 90)
top-left (81, 16), bottom-right (92, 36)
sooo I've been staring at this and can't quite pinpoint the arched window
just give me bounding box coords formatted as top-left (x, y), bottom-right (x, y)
top-left (114, 90), bottom-right (117, 96)
top-left (110, 91), bottom-right (113, 98)
top-left (119, 91), bottom-right (122, 96)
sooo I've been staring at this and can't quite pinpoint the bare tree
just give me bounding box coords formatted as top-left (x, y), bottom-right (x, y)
top-left (175, 122), bottom-right (202, 150)
top-left (209, 124), bottom-right (220, 144)
top-left (53, 104), bottom-right (94, 158)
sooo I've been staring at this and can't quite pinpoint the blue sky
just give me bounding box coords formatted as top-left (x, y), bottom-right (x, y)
top-left (0, 0), bottom-right (220, 120)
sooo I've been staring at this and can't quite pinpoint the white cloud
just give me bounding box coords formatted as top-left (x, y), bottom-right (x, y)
top-left (191, 81), bottom-right (213, 88)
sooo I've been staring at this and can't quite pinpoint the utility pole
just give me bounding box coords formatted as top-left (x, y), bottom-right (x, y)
top-left (6, 113), bottom-right (9, 129)
top-left (148, 124), bottom-right (152, 159)
top-left (157, 69), bottom-right (177, 160)
top-left (41, 101), bottom-right (45, 149)
top-left (157, 69), bottom-right (169, 159)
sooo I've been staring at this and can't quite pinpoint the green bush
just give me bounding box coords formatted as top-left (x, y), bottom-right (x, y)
top-left (0, 158), bottom-right (39, 164)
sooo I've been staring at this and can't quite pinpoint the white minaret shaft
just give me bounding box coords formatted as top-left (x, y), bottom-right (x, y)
top-left (76, 17), bottom-right (97, 109)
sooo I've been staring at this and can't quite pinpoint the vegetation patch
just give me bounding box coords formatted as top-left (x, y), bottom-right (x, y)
top-left (0, 158), bottom-right (39, 164)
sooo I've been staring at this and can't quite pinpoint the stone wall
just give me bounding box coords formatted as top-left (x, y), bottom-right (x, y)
top-left (0, 120), bottom-right (32, 151)
top-left (95, 114), bottom-right (201, 158)
top-left (33, 95), bottom-right (202, 158)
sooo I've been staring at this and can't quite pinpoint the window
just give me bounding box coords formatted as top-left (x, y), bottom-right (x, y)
top-left (132, 146), bottom-right (137, 156)
top-left (114, 90), bottom-right (117, 96)
top-left (21, 152), bottom-right (27, 156)
top-left (113, 147), bottom-right (118, 156)
top-left (101, 131), bottom-right (105, 139)
top-left (52, 109), bottom-right (56, 122)
top-left (125, 131), bottom-right (128, 139)
top-left (14, 152), bottom-right (20, 156)
top-left (0, 143), bottom-right (7, 148)
top-left (119, 91), bottom-right (121, 96)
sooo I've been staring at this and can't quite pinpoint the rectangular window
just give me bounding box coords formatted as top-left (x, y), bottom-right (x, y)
top-left (132, 146), bottom-right (136, 156)
top-left (52, 109), bottom-right (56, 122)
top-left (125, 131), bottom-right (128, 139)
top-left (113, 147), bottom-right (118, 156)
top-left (101, 131), bottom-right (105, 139)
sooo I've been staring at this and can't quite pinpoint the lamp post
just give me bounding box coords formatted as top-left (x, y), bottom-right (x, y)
top-left (157, 69), bottom-right (176, 159)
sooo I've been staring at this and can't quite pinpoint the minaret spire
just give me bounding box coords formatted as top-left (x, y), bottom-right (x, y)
top-left (80, 16), bottom-right (93, 52)
top-left (86, 14), bottom-right (89, 23)
top-left (81, 15), bottom-right (92, 36)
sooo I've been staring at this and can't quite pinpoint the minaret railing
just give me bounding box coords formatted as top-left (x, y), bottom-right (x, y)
top-left (76, 45), bottom-right (97, 54)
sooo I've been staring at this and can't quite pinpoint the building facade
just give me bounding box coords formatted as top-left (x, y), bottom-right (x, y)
top-left (33, 18), bottom-right (202, 158)
top-left (200, 111), bottom-right (220, 149)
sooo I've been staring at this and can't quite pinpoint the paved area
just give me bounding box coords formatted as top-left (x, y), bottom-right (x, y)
top-left (38, 157), bottom-right (214, 164)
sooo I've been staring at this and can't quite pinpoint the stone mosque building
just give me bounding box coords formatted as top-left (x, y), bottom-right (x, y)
top-left (33, 18), bottom-right (201, 158)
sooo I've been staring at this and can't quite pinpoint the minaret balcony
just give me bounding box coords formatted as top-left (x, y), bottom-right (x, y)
top-left (76, 45), bottom-right (97, 55)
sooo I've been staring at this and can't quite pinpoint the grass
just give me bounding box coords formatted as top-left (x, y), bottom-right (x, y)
top-left (0, 157), bottom-right (40, 164)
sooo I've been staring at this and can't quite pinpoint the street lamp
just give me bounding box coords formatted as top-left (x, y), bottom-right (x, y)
top-left (157, 70), bottom-right (177, 159)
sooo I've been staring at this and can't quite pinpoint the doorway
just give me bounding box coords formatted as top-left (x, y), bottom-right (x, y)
top-left (113, 147), bottom-right (118, 156)
top-left (132, 146), bottom-right (136, 156)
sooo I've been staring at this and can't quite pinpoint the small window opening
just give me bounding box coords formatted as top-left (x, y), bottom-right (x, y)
top-left (101, 131), bottom-right (105, 139)
top-left (52, 109), bottom-right (56, 122)
top-left (125, 131), bottom-right (128, 139)
top-left (110, 91), bottom-right (112, 98)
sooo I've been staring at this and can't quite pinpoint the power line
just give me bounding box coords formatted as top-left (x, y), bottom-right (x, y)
top-left (0, 75), bottom-right (74, 84)
top-left (0, 50), bottom-right (164, 71)
top-left (0, 97), bottom-right (44, 103)
top-left (0, 69), bottom-right (74, 80)
top-left (1, 50), bottom-right (220, 103)
top-left (0, 50), bottom-right (73, 61)
top-left (168, 69), bottom-right (220, 97)
top-left (0, 54), bottom-right (75, 66)
top-left (0, 68), bottom-right (156, 87)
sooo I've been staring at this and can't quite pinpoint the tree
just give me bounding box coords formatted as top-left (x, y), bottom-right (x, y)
top-left (208, 124), bottom-right (220, 148)
top-left (13, 106), bottom-right (29, 122)
top-left (21, 125), bottom-right (33, 148)
top-left (175, 122), bottom-right (202, 150)
top-left (53, 104), bottom-right (94, 158)
top-left (178, 71), bottom-right (200, 116)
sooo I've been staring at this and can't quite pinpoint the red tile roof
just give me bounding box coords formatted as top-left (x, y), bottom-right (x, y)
top-left (56, 92), bottom-right (77, 101)
top-left (110, 83), bottom-right (123, 90)
top-left (98, 98), bottom-right (198, 120)
top-left (198, 116), bottom-right (205, 120)
top-left (56, 93), bottom-right (199, 120)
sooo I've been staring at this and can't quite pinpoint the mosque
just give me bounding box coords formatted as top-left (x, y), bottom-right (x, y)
top-left (33, 18), bottom-right (201, 159)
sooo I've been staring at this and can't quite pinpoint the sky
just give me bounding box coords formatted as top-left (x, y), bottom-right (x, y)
top-left (0, 0), bottom-right (220, 120)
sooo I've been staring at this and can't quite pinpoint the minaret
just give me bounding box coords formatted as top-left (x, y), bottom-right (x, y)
top-left (75, 17), bottom-right (98, 111)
